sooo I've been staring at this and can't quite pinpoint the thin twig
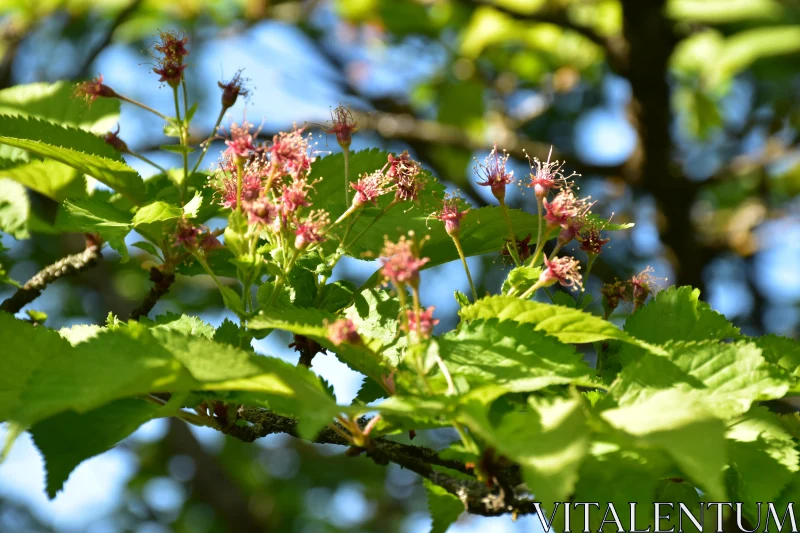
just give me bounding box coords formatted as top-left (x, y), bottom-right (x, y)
top-left (1, 235), bottom-right (102, 314)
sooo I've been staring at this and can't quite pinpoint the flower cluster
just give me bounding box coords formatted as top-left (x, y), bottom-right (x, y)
top-left (75, 74), bottom-right (117, 103)
top-left (526, 147), bottom-right (576, 200)
top-left (351, 170), bottom-right (391, 207)
top-left (388, 151), bottom-right (426, 202)
top-left (380, 235), bottom-right (429, 289)
top-left (327, 318), bottom-right (361, 346)
top-left (152, 30), bottom-right (189, 88)
top-left (403, 307), bottom-right (439, 339)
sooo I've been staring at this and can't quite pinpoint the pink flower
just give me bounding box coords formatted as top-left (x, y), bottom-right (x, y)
top-left (538, 256), bottom-right (583, 291)
top-left (268, 128), bottom-right (315, 178)
top-left (280, 177), bottom-right (314, 216)
top-left (323, 105), bottom-right (359, 148)
top-left (476, 144), bottom-right (514, 202)
top-left (224, 121), bottom-right (258, 160)
top-left (627, 267), bottom-right (664, 310)
top-left (527, 146), bottom-right (575, 199)
top-left (245, 196), bottom-right (277, 226)
top-left (403, 307), bottom-right (439, 339)
top-left (214, 160), bottom-right (261, 210)
top-left (293, 210), bottom-right (329, 250)
top-left (351, 171), bottom-right (389, 207)
top-left (75, 74), bottom-right (117, 103)
top-left (387, 151), bottom-right (425, 202)
top-left (380, 236), bottom-right (429, 289)
top-left (328, 318), bottom-right (361, 346)
top-left (543, 189), bottom-right (593, 230)
top-left (435, 194), bottom-right (469, 236)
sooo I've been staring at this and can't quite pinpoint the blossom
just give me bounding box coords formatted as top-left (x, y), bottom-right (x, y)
top-left (527, 146), bottom-right (575, 199)
top-left (245, 196), bottom-right (277, 226)
top-left (218, 69), bottom-right (250, 110)
top-left (293, 210), bottom-right (329, 250)
top-left (268, 127), bottom-right (314, 178)
top-left (327, 319), bottom-right (361, 346)
top-left (578, 221), bottom-right (610, 256)
top-left (212, 159), bottom-right (261, 210)
top-left (387, 151), bottom-right (425, 202)
top-left (380, 236), bottom-right (429, 288)
top-left (280, 177), bottom-right (315, 216)
top-left (175, 220), bottom-right (202, 248)
top-left (627, 266), bottom-right (664, 310)
top-left (323, 105), bottom-right (359, 148)
top-left (152, 30), bottom-right (189, 87)
top-left (75, 74), bottom-right (117, 103)
top-left (538, 256), bottom-right (583, 291)
top-left (543, 189), bottom-right (593, 230)
top-left (435, 194), bottom-right (469, 236)
top-left (224, 120), bottom-right (258, 160)
top-left (403, 307), bottom-right (439, 339)
top-left (351, 171), bottom-right (390, 207)
top-left (600, 280), bottom-right (626, 316)
top-left (476, 144), bottom-right (514, 202)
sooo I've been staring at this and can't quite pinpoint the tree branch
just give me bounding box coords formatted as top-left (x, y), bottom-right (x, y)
top-left (464, 0), bottom-right (629, 74)
top-left (222, 407), bottom-right (535, 517)
top-left (74, 0), bottom-right (144, 80)
top-left (1, 234), bottom-right (102, 314)
top-left (129, 266), bottom-right (176, 321)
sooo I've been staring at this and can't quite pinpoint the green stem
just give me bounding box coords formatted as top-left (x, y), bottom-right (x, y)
top-left (453, 422), bottom-right (479, 455)
top-left (116, 94), bottom-right (169, 120)
top-left (396, 286), bottom-right (410, 334)
top-left (529, 197), bottom-right (546, 267)
top-left (451, 234), bottom-right (478, 301)
top-left (235, 158), bottom-right (244, 212)
top-left (499, 198), bottom-right (520, 266)
top-left (343, 146), bottom-right (351, 206)
top-left (128, 151), bottom-right (167, 174)
top-left (575, 255), bottom-right (596, 307)
top-left (520, 280), bottom-right (545, 299)
top-left (190, 108), bottom-right (226, 175)
top-left (344, 199), bottom-right (398, 249)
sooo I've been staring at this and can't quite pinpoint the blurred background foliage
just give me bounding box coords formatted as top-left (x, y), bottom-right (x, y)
top-left (0, 0), bottom-right (799, 531)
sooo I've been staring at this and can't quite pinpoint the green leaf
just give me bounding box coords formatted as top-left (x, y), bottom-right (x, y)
top-left (437, 319), bottom-right (592, 393)
top-left (30, 398), bottom-right (161, 498)
top-left (0, 178), bottom-right (30, 239)
top-left (249, 305), bottom-right (394, 385)
top-left (58, 198), bottom-right (132, 262)
top-left (460, 295), bottom-right (664, 354)
top-left (502, 265), bottom-right (541, 295)
top-left (624, 286), bottom-right (740, 344)
top-left (601, 389), bottom-right (728, 499)
top-left (0, 115), bottom-right (145, 204)
top-left (424, 479), bottom-right (464, 533)
top-left (220, 286), bottom-right (245, 316)
top-left (609, 340), bottom-right (790, 419)
top-left (143, 313), bottom-right (215, 339)
top-left (318, 280), bottom-right (357, 313)
top-left (1, 316), bottom-right (342, 438)
top-left (131, 241), bottom-right (161, 258)
top-left (213, 318), bottom-right (241, 347)
top-left (461, 394), bottom-right (590, 504)
top-left (755, 334), bottom-right (800, 378)
top-left (725, 406), bottom-right (799, 521)
top-left (183, 191), bottom-right (202, 218)
top-left (132, 200), bottom-right (183, 238)
top-left (0, 81), bottom-right (119, 133)
top-left (0, 159), bottom-right (86, 201)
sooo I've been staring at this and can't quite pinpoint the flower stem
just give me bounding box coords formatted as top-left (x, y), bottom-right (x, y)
top-left (520, 280), bottom-right (545, 299)
top-left (128, 151), bottom-right (167, 174)
top-left (453, 422), bottom-right (479, 455)
top-left (529, 197), bottom-right (546, 266)
top-left (499, 198), bottom-right (520, 266)
top-left (190, 110), bottom-right (225, 175)
top-left (116, 94), bottom-right (169, 120)
top-left (451, 234), bottom-right (478, 301)
top-left (344, 199), bottom-right (398, 249)
top-left (575, 255), bottom-right (596, 307)
top-left (235, 158), bottom-right (244, 212)
top-left (343, 146), bottom-right (351, 206)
